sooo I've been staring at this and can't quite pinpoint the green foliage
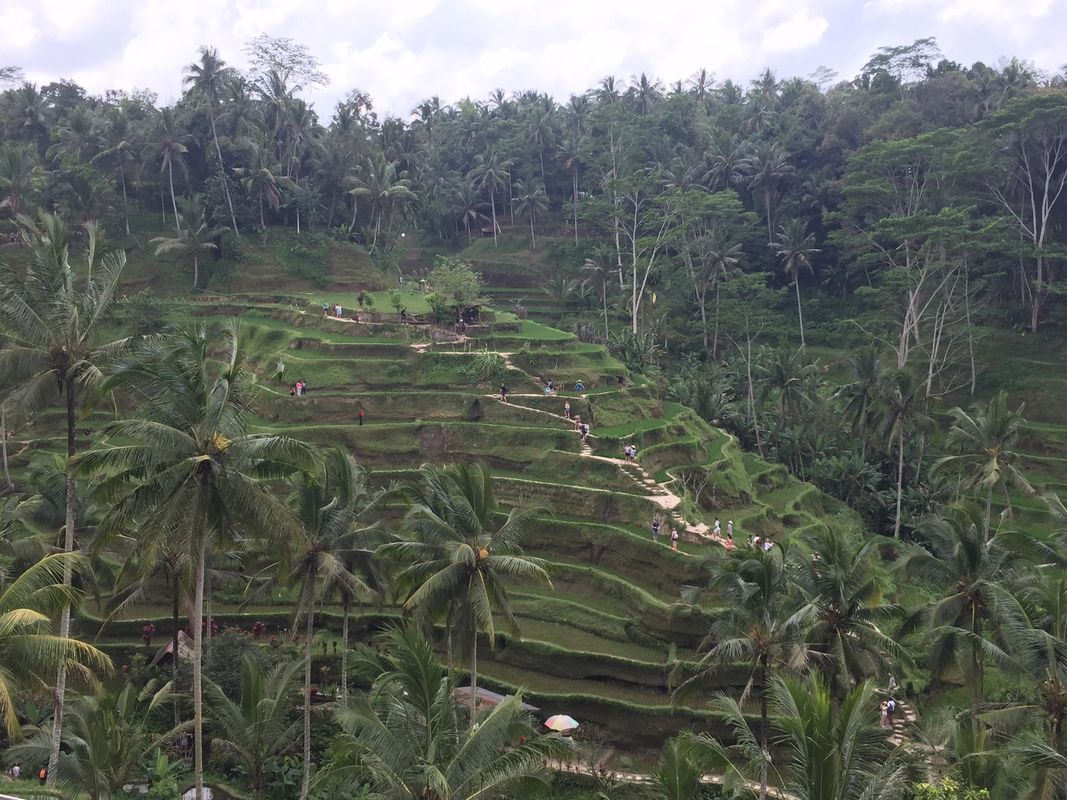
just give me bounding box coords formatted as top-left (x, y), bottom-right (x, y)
top-left (912, 778), bottom-right (991, 800)
top-left (428, 255), bottom-right (485, 312)
top-left (274, 232), bottom-right (329, 287)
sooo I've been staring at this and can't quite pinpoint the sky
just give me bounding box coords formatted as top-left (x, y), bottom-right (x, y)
top-left (2, 0), bottom-right (1065, 118)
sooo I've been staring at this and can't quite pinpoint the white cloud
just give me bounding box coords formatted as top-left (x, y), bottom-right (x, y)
top-left (2, 0), bottom-right (1063, 116)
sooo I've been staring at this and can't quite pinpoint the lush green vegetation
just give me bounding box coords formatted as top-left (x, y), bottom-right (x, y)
top-left (2, 34), bottom-right (1067, 800)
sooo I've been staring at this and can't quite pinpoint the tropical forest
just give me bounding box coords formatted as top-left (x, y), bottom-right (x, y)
top-left (1, 32), bottom-right (1067, 800)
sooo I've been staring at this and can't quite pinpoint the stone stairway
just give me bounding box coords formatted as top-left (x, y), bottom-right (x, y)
top-left (887, 700), bottom-right (916, 747)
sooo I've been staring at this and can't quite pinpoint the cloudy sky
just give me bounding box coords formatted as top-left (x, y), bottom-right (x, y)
top-left (2, 0), bottom-right (1064, 117)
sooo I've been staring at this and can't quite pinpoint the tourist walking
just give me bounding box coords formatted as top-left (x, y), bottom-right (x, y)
top-left (563, 400), bottom-right (571, 419)
top-left (651, 517), bottom-right (661, 543)
top-left (357, 407), bottom-right (365, 426)
top-left (713, 518), bottom-right (721, 536)
top-left (727, 520), bottom-right (734, 538)
top-left (579, 422), bottom-right (590, 444)
top-left (879, 701), bottom-right (890, 728)
top-left (574, 380), bottom-right (585, 392)
top-left (322, 300), bottom-right (329, 317)
top-left (671, 529), bottom-right (679, 551)
top-left (500, 384), bottom-right (509, 403)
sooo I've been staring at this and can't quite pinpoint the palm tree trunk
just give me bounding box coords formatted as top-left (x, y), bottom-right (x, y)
top-left (209, 110), bottom-right (239, 237)
top-left (469, 628), bottom-right (478, 732)
top-left (300, 594), bottom-right (314, 800)
top-left (712, 282), bottom-right (722, 360)
top-left (572, 166), bottom-right (579, 244)
top-left (161, 188), bottom-right (167, 224)
top-left (47, 380), bottom-right (78, 784)
top-left (490, 190), bottom-right (498, 248)
top-left (260, 193), bottom-right (266, 230)
top-left (894, 426), bottom-right (905, 538)
top-left (970, 610), bottom-right (983, 737)
top-left (529, 207), bottom-right (536, 250)
top-left (602, 280), bottom-right (609, 339)
top-left (1, 406), bottom-right (13, 492)
top-left (168, 159), bottom-right (181, 231)
top-left (172, 572), bottom-right (181, 728)
top-left (192, 254), bottom-right (199, 289)
top-left (120, 167), bottom-right (130, 236)
top-left (349, 195), bottom-right (358, 238)
top-left (699, 289), bottom-right (709, 350)
top-left (984, 486), bottom-right (993, 537)
top-left (759, 671), bottom-right (769, 800)
top-left (193, 532), bottom-right (207, 800)
top-left (341, 598), bottom-right (350, 702)
top-left (296, 206), bottom-right (302, 236)
top-left (794, 277), bottom-right (806, 349)
top-left (764, 187), bottom-right (773, 244)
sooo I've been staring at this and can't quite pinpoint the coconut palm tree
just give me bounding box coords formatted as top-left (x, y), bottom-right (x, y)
top-left (875, 369), bottom-right (933, 539)
top-left (743, 142), bottom-right (792, 242)
top-left (558, 133), bottom-right (583, 243)
top-left (184, 46), bottom-right (240, 236)
top-left (234, 141), bottom-right (286, 230)
top-left (513, 178), bottom-right (548, 249)
top-left (74, 321), bottom-right (314, 800)
top-left (10, 680), bottom-right (184, 800)
top-left (150, 197), bottom-right (227, 289)
top-left (0, 212), bottom-right (127, 777)
top-left (350, 156), bottom-right (418, 253)
top-left (379, 464), bottom-right (550, 725)
top-left (684, 674), bottom-right (909, 800)
top-left (90, 111), bottom-right (140, 236)
top-left (142, 108), bottom-right (189, 230)
top-left (674, 546), bottom-right (806, 800)
top-left (771, 219), bottom-right (819, 349)
top-left (0, 553), bottom-right (111, 740)
top-left (449, 179), bottom-right (487, 243)
top-left (0, 142), bottom-right (37, 216)
top-left (323, 625), bottom-right (567, 799)
top-left (207, 655), bottom-right (302, 800)
top-left (790, 528), bottom-right (911, 700)
top-left (834, 348), bottom-right (882, 461)
top-left (276, 449), bottom-right (380, 800)
top-left (468, 150), bottom-right (511, 247)
top-left (935, 391), bottom-right (1034, 535)
top-left (693, 225), bottom-right (742, 356)
top-left (900, 504), bottom-right (1033, 736)
top-left (582, 246), bottom-right (615, 338)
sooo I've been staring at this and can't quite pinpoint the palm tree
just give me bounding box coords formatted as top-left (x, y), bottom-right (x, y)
top-left (90, 112), bottom-right (139, 236)
top-left (184, 46), bottom-right (240, 236)
top-left (693, 225), bottom-right (742, 356)
top-left (0, 212), bottom-right (126, 777)
top-left (11, 681), bottom-right (183, 800)
top-left (686, 675), bottom-right (909, 800)
top-left (771, 218), bottom-right (819, 349)
top-left (674, 546), bottom-right (806, 800)
top-left (834, 348), bottom-right (882, 460)
top-left (151, 197), bottom-right (227, 289)
top-left (74, 322), bottom-right (315, 800)
top-left (380, 464), bottom-right (550, 725)
top-left (468, 150), bottom-right (511, 247)
top-left (935, 391), bottom-right (1034, 535)
top-left (0, 142), bottom-right (36, 216)
top-left (790, 528), bottom-right (910, 700)
top-left (743, 142), bottom-right (792, 242)
top-left (234, 141), bottom-right (286, 230)
top-left (0, 553), bottom-right (111, 740)
top-left (278, 449), bottom-right (379, 800)
top-left (449, 179), bottom-right (487, 243)
top-left (513, 178), bottom-right (548, 249)
top-left (582, 246), bottom-right (615, 338)
top-left (558, 133), bottom-right (583, 243)
top-left (542, 273), bottom-right (577, 322)
top-left (875, 369), bottom-right (933, 539)
top-left (900, 504), bottom-right (1032, 736)
top-left (323, 626), bottom-right (567, 798)
top-left (207, 655), bottom-right (302, 800)
top-left (142, 108), bottom-right (189, 230)
top-left (631, 73), bottom-right (664, 114)
top-left (350, 157), bottom-right (418, 253)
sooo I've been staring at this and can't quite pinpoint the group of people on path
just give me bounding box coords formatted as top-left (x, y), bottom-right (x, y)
top-left (651, 516), bottom-right (681, 550)
top-left (289, 379), bottom-right (308, 397)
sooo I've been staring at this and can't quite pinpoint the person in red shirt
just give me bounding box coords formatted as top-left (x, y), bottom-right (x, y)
top-left (357, 407), bottom-right (366, 426)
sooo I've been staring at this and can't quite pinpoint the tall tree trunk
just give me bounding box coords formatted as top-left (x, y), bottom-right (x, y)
top-left (168, 159), bottom-right (181, 230)
top-left (120, 168), bottom-right (130, 236)
top-left (602, 280), bottom-right (609, 339)
top-left (47, 380), bottom-right (77, 784)
top-left (172, 572), bottom-right (181, 728)
top-left (296, 206), bottom-right (302, 236)
top-left (1031, 255), bottom-right (1044, 333)
top-left (893, 426), bottom-right (905, 538)
top-left (1, 406), bottom-right (12, 492)
top-left (699, 288), bottom-right (709, 350)
top-left (260, 193), bottom-right (266, 230)
top-left (984, 485), bottom-right (993, 538)
top-left (340, 599), bottom-right (350, 702)
top-left (529, 207), bottom-right (536, 250)
top-left (192, 253), bottom-right (199, 290)
top-left (300, 593), bottom-right (315, 800)
top-left (758, 670), bottom-right (769, 800)
top-left (469, 629), bottom-right (478, 731)
top-left (970, 610), bottom-right (983, 737)
top-left (794, 277), bottom-right (806, 349)
top-left (193, 528), bottom-right (207, 800)
top-left (572, 165), bottom-right (579, 244)
top-left (764, 187), bottom-right (773, 244)
top-left (490, 191), bottom-right (498, 248)
top-left (349, 195), bottom-right (358, 237)
top-left (209, 109), bottom-right (239, 237)
top-left (712, 282), bottom-right (722, 360)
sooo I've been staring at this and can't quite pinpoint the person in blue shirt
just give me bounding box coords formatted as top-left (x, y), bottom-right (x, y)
top-left (574, 380), bottom-right (585, 392)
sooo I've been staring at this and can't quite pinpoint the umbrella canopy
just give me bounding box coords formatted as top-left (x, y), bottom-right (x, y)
top-left (544, 714), bottom-right (579, 732)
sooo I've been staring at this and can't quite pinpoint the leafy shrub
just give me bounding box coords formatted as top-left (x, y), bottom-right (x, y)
top-left (274, 232), bottom-right (329, 287)
top-left (119, 290), bottom-right (166, 335)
